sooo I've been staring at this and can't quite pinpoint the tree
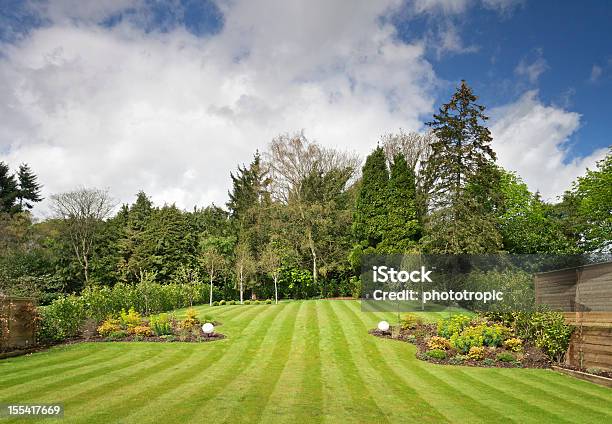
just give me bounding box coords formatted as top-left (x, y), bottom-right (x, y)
top-left (563, 150), bottom-right (612, 251)
top-left (16, 164), bottom-right (42, 210)
top-left (234, 241), bottom-right (255, 304)
top-left (267, 132), bottom-right (358, 285)
top-left (378, 153), bottom-right (421, 252)
top-left (0, 162), bottom-right (18, 214)
top-left (353, 146), bottom-right (389, 249)
top-left (261, 241), bottom-right (285, 304)
top-left (422, 80), bottom-right (502, 253)
top-left (200, 236), bottom-right (231, 306)
top-left (50, 188), bottom-right (115, 285)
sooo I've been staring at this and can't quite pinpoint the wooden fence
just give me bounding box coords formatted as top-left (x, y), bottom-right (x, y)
top-left (535, 262), bottom-right (612, 371)
top-left (0, 296), bottom-right (37, 352)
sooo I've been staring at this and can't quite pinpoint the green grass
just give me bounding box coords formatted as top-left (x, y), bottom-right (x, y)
top-left (0, 300), bottom-right (610, 423)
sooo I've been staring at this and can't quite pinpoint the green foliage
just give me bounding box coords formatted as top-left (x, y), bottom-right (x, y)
top-left (243, 300), bottom-right (250, 305)
top-left (212, 301), bottom-right (219, 306)
top-left (219, 300), bottom-right (226, 305)
top-left (532, 313), bottom-right (574, 363)
top-left (149, 314), bottom-right (173, 336)
top-left (437, 314), bottom-right (471, 338)
top-left (119, 308), bottom-right (142, 332)
top-left (425, 349), bottom-right (447, 360)
top-left (228, 300), bottom-right (236, 305)
top-left (353, 147), bottom-right (389, 249)
top-left (37, 295), bottom-right (86, 344)
top-left (496, 352), bottom-right (515, 362)
top-left (482, 358), bottom-right (495, 366)
top-left (266, 299), bottom-right (272, 304)
top-left (107, 330), bottom-right (128, 340)
top-left (180, 308), bottom-right (201, 330)
top-left (480, 324), bottom-right (510, 347)
top-left (450, 327), bottom-right (484, 353)
top-left (400, 313), bottom-right (424, 330)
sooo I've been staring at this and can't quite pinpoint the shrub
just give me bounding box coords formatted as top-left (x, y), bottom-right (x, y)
top-left (496, 352), bottom-right (515, 362)
top-left (427, 336), bottom-right (452, 351)
top-left (132, 325), bottom-right (153, 337)
top-left (468, 346), bottom-right (486, 360)
top-left (149, 314), bottom-right (173, 336)
top-left (37, 295), bottom-right (86, 343)
top-left (228, 300), bottom-right (236, 305)
top-left (97, 318), bottom-right (122, 337)
top-left (180, 308), bottom-right (201, 330)
top-left (406, 334), bottom-right (417, 344)
top-left (202, 314), bottom-right (214, 323)
top-left (212, 301), bottom-right (219, 306)
top-left (503, 337), bottom-right (523, 352)
top-left (450, 326), bottom-right (484, 353)
top-left (448, 354), bottom-right (468, 365)
top-left (107, 330), bottom-right (128, 340)
top-left (219, 300), bottom-right (226, 306)
top-left (254, 300), bottom-right (260, 305)
top-left (437, 314), bottom-right (471, 339)
top-left (533, 313), bottom-right (574, 363)
top-left (266, 299), bottom-right (272, 304)
top-left (400, 313), bottom-right (424, 330)
top-left (243, 300), bottom-right (250, 305)
top-left (482, 358), bottom-right (495, 366)
top-left (481, 324), bottom-right (510, 347)
top-left (119, 308), bottom-right (142, 333)
top-left (425, 349), bottom-right (447, 360)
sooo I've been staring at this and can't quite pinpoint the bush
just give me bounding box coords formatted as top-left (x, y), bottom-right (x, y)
top-left (425, 349), bottom-right (447, 360)
top-left (149, 314), bottom-right (173, 336)
top-left (243, 300), bottom-right (250, 305)
top-left (406, 334), bottom-right (417, 344)
top-left (496, 352), bottom-right (515, 362)
top-left (533, 313), bottom-right (573, 363)
top-left (254, 300), bottom-right (260, 305)
top-left (468, 346), bottom-right (486, 360)
top-left (482, 358), bottom-right (495, 366)
top-left (450, 326), bottom-right (484, 353)
top-left (132, 325), bottom-right (153, 337)
top-left (37, 295), bottom-right (86, 344)
top-left (212, 301), bottom-right (219, 306)
top-left (107, 330), bottom-right (128, 340)
top-left (437, 314), bottom-right (471, 339)
top-left (481, 324), bottom-right (510, 347)
top-left (400, 313), bottom-right (424, 330)
top-left (266, 299), bottom-right (272, 304)
top-left (427, 336), bottom-right (452, 351)
top-left (97, 318), bottom-right (122, 337)
top-left (503, 337), bottom-right (523, 352)
top-left (228, 300), bottom-right (236, 305)
top-left (180, 308), bottom-right (201, 330)
top-left (448, 354), bottom-right (468, 365)
top-left (219, 300), bottom-right (226, 306)
top-left (120, 308), bottom-right (143, 333)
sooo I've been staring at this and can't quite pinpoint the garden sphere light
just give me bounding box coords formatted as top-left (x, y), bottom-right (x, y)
top-left (377, 321), bottom-right (390, 332)
top-left (202, 323), bottom-right (215, 335)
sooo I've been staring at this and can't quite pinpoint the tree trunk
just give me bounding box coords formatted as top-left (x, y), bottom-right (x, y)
top-left (209, 269), bottom-right (214, 307)
top-left (83, 253), bottom-right (89, 285)
top-left (239, 267), bottom-right (244, 304)
top-left (274, 275), bottom-right (278, 305)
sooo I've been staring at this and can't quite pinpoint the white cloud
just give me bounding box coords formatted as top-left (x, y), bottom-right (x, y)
top-left (432, 22), bottom-right (479, 58)
top-left (411, 0), bottom-right (522, 15)
top-left (590, 64), bottom-right (603, 82)
top-left (515, 52), bottom-right (548, 83)
top-left (0, 0), bottom-right (436, 216)
top-left (490, 91), bottom-right (607, 201)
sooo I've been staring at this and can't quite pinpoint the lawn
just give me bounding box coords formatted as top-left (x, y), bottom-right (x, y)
top-left (0, 300), bottom-right (610, 423)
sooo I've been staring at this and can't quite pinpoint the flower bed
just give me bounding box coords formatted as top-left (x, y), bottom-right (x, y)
top-left (369, 312), bottom-right (569, 369)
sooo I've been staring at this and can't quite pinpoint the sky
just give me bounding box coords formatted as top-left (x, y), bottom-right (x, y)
top-left (0, 0), bottom-right (610, 216)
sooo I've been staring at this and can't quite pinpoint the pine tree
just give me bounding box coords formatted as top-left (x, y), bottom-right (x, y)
top-left (0, 162), bottom-right (18, 214)
top-left (16, 163), bottom-right (42, 210)
top-left (379, 154), bottom-right (421, 252)
top-left (422, 80), bottom-right (502, 253)
top-left (352, 146), bottom-right (389, 249)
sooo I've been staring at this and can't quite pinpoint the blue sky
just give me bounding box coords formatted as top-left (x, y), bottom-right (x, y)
top-left (0, 0), bottom-right (610, 212)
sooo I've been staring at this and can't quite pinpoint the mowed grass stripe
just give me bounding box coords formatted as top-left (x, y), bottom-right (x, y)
top-left (0, 344), bottom-right (111, 378)
top-left (126, 303), bottom-right (286, 424)
top-left (522, 370), bottom-right (612, 404)
top-left (1, 344), bottom-right (163, 402)
top-left (320, 300), bottom-right (391, 423)
top-left (259, 300), bottom-right (324, 423)
top-left (344, 301), bottom-right (509, 423)
top-left (331, 301), bottom-right (448, 422)
top-left (188, 301), bottom-right (302, 423)
top-left (476, 369), bottom-right (612, 420)
top-left (0, 345), bottom-right (117, 388)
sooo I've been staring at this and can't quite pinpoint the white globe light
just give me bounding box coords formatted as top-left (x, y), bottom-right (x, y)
top-left (202, 323), bottom-right (214, 334)
top-left (377, 321), bottom-right (390, 332)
